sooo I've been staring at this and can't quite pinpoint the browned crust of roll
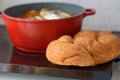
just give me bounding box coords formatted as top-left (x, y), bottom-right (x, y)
top-left (46, 30), bottom-right (120, 66)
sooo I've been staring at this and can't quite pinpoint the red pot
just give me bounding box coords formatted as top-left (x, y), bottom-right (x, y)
top-left (0, 3), bottom-right (95, 53)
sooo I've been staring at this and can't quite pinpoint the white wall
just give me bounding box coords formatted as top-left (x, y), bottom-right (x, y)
top-left (0, 0), bottom-right (120, 31)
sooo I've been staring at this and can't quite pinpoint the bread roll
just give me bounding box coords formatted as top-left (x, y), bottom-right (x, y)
top-left (46, 30), bottom-right (120, 66)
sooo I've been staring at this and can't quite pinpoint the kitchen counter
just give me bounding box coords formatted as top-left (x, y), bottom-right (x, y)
top-left (0, 62), bottom-right (119, 80)
top-left (0, 26), bottom-right (119, 80)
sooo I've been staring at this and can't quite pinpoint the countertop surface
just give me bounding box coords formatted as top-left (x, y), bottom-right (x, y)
top-left (0, 26), bottom-right (119, 80)
top-left (0, 62), bottom-right (119, 80)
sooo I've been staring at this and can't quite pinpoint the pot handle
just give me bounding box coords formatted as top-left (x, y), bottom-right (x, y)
top-left (83, 9), bottom-right (95, 18)
top-left (0, 11), bottom-right (3, 19)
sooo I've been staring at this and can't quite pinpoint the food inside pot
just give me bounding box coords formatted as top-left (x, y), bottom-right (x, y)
top-left (17, 8), bottom-right (72, 20)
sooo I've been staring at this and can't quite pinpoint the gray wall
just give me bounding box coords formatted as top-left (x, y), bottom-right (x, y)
top-left (0, 0), bottom-right (120, 31)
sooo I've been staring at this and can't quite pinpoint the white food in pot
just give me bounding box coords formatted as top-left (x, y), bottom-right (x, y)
top-left (41, 9), bottom-right (72, 20)
top-left (44, 13), bottom-right (61, 20)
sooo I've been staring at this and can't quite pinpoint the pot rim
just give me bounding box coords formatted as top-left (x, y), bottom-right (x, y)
top-left (2, 2), bottom-right (86, 22)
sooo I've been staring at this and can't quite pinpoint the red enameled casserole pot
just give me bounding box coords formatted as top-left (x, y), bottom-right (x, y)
top-left (0, 2), bottom-right (95, 53)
